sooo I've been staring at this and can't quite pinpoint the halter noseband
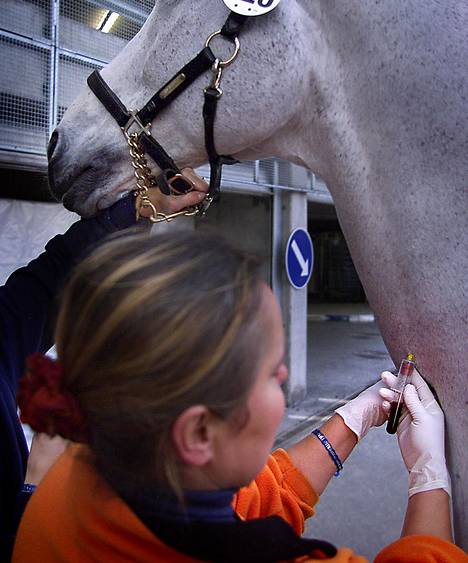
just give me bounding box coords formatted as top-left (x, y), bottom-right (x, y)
top-left (87, 11), bottom-right (248, 223)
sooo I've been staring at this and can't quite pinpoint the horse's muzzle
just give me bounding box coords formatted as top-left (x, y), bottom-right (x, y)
top-left (47, 128), bottom-right (69, 200)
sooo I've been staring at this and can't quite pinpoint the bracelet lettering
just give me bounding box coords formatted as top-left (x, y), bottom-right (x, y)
top-left (21, 483), bottom-right (37, 494)
top-left (311, 428), bottom-right (343, 477)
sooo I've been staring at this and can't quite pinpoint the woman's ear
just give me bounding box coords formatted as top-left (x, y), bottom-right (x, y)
top-left (171, 405), bottom-right (215, 467)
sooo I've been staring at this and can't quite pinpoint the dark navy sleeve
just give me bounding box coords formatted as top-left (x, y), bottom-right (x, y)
top-left (0, 195), bottom-right (146, 395)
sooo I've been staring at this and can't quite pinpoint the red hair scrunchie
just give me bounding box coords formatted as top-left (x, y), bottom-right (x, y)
top-left (17, 353), bottom-right (88, 443)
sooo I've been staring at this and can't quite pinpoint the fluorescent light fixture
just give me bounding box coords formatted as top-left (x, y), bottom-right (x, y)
top-left (96, 10), bottom-right (119, 33)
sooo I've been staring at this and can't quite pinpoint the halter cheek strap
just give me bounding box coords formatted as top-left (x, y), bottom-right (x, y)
top-left (86, 11), bottom-right (248, 222)
top-left (87, 45), bottom-right (216, 182)
top-left (87, 70), bottom-right (130, 128)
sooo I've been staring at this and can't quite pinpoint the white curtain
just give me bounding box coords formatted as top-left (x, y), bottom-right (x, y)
top-left (0, 199), bottom-right (78, 285)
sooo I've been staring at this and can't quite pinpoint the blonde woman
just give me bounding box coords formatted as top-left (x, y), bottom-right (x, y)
top-left (14, 231), bottom-right (462, 562)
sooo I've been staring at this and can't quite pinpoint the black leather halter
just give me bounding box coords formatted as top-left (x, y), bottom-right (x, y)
top-left (87, 11), bottom-right (248, 220)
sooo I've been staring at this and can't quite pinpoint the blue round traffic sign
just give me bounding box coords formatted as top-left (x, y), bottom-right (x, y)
top-left (285, 228), bottom-right (314, 289)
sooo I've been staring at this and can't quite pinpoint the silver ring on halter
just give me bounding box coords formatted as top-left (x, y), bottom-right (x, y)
top-left (205, 30), bottom-right (240, 67)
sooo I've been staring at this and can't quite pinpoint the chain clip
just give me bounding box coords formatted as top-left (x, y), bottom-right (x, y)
top-left (206, 59), bottom-right (224, 97)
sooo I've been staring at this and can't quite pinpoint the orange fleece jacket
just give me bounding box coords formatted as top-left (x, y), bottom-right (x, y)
top-left (12, 445), bottom-right (467, 562)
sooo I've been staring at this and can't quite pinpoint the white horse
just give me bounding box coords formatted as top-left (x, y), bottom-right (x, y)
top-left (47, 0), bottom-right (467, 546)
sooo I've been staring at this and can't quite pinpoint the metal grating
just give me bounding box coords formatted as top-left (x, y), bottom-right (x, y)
top-left (57, 55), bottom-right (103, 123)
top-left (0, 36), bottom-right (51, 153)
top-left (0, 0), bottom-right (150, 163)
top-left (60, 0), bottom-right (142, 62)
top-left (223, 160), bottom-right (261, 184)
top-left (117, 0), bottom-right (155, 13)
top-left (257, 159), bottom-right (278, 185)
top-left (0, 0), bottom-right (52, 43)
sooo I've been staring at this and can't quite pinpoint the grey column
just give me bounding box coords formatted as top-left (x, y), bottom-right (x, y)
top-left (272, 186), bottom-right (308, 405)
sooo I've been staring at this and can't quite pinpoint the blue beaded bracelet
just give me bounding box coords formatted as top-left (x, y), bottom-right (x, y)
top-left (311, 428), bottom-right (343, 477)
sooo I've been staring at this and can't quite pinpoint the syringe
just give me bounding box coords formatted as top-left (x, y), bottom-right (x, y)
top-left (386, 353), bottom-right (415, 434)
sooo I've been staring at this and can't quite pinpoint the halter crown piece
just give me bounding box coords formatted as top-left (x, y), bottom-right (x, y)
top-left (86, 3), bottom-right (279, 223)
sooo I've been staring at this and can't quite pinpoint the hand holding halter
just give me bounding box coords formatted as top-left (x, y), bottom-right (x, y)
top-left (135, 168), bottom-right (209, 222)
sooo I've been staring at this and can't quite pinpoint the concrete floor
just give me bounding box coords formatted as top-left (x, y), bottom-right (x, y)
top-left (276, 319), bottom-right (395, 443)
top-left (275, 314), bottom-right (409, 561)
top-left (303, 425), bottom-right (407, 561)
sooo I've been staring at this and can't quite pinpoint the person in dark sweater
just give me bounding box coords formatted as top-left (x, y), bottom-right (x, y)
top-left (0, 169), bottom-right (208, 560)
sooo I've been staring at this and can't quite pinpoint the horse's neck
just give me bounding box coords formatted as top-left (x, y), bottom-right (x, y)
top-left (267, 1), bottom-right (466, 235)
top-left (280, 2), bottom-right (465, 178)
top-left (273, 1), bottom-right (468, 366)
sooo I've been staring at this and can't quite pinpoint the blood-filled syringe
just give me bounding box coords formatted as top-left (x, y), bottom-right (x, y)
top-left (386, 353), bottom-right (415, 434)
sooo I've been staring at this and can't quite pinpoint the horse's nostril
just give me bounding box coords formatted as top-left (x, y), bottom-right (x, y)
top-left (47, 130), bottom-right (59, 161)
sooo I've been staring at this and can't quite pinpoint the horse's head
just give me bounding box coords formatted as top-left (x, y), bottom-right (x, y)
top-left (48, 1), bottom-right (312, 216)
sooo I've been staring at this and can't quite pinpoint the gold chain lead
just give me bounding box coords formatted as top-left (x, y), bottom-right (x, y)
top-left (125, 133), bottom-right (159, 222)
top-left (125, 132), bottom-right (204, 223)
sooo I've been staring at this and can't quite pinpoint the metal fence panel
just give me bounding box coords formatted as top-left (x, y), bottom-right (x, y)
top-left (0, 36), bottom-right (51, 153)
top-left (57, 55), bottom-right (103, 123)
top-left (0, 0), bottom-right (52, 43)
top-left (59, 1), bottom-right (141, 63)
top-left (0, 0), bottom-right (150, 163)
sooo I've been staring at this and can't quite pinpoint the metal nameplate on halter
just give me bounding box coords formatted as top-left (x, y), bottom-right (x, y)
top-left (122, 109), bottom-right (151, 136)
top-left (222, 0), bottom-right (281, 17)
top-left (160, 73), bottom-right (187, 100)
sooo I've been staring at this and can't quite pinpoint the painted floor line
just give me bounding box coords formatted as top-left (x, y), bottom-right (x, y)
top-left (308, 313), bottom-right (375, 323)
top-left (288, 413), bottom-right (319, 420)
top-left (275, 378), bottom-right (381, 450)
top-left (287, 414), bottom-right (330, 425)
top-left (317, 397), bottom-right (349, 404)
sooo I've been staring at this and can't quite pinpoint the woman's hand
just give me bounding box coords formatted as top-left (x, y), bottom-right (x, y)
top-left (380, 370), bottom-right (453, 541)
top-left (286, 376), bottom-right (392, 497)
top-left (335, 379), bottom-right (388, 440)
top-left (379, 369), bottom-right (450, 497)
top-left (137, 168), bottom-right (209, 218)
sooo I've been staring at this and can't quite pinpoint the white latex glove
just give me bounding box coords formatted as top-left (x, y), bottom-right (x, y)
top-left (379, 369), bottom-right (451, 498)
top-left (335, 380), bottom-right (388, 440)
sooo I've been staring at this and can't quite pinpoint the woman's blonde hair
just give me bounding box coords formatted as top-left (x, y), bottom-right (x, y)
top-left (55, 230), bottom-right (266, 495)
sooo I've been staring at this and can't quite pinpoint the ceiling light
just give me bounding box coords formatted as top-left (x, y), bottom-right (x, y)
top-left (96, 10), bottom-right (119, 33)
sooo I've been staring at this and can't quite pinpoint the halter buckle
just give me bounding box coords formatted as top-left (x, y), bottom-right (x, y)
top-left (122, 109), bottom-right (152, 138)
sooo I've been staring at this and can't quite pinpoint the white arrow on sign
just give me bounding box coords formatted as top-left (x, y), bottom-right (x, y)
top-left (291, 240), bottom-right (309, 277)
